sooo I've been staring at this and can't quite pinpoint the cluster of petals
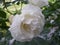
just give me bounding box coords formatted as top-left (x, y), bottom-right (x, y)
top-left (9, 0), bottom-right (48, 42)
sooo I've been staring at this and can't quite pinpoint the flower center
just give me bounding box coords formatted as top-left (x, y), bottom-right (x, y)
top-left (21, 23), bottom-right (31, 32)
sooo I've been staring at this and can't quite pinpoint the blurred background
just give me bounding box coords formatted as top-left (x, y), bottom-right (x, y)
top-left (0, 0), bottom-right (60, 45)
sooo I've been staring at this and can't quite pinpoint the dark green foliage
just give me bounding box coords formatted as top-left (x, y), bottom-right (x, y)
top-left (42, 0), bottom-right (60, 45)
top-left (0, 8), bottom-right (6, 18)
top-left (0, 7), bottom-right (10, 41)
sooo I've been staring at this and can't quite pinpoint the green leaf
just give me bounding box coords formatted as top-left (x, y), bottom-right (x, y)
top-left (0, 8), bottom-right (6, 18)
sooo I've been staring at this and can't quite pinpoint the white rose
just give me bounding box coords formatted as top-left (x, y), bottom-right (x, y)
top-left (9, 4), bottom-right (45, 42)
top-left (28, 0), bottom-right (48, 7)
